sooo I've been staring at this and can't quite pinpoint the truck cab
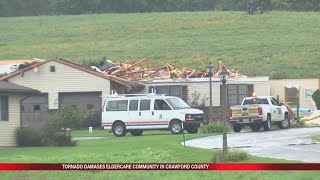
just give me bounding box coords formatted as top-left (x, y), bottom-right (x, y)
top-left (229, 96), bottom-right (290, 132)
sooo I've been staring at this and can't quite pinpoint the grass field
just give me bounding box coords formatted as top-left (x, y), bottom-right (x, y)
top-left (1, 130), bottom-right (320, 179)
top-left (1, 11), bottom-right (320, 78)
top-left (312, 135), bottom-right (320, 141)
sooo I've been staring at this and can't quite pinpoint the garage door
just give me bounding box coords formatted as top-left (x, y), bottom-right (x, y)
top-left (21, 94), bottom-right (48, 130)
top-left (59, 92), bottom-right (102, 127)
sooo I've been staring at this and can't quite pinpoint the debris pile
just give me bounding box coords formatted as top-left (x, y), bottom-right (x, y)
top-left (0, 59), bottom-right (45, 77)
top-left (90, 58), bottom-right (247, 81)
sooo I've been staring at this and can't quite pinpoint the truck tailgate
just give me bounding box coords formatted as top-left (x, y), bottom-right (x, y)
top-left (230, 105), bottom-right (260, 119)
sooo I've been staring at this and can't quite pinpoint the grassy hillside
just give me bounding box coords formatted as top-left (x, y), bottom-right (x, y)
top-left (0, 11), bottom-right (319, 78)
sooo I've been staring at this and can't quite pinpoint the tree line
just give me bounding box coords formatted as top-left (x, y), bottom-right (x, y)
top-left (0, 0), bottom-right (319, 17)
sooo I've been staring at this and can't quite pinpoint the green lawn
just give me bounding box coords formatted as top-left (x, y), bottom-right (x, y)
top-left (1, 11), bottom-right (320, 78)
top-left (312, 135), bottom-right (320, 141)
top-left (1, 130), bottom-right (320, 179)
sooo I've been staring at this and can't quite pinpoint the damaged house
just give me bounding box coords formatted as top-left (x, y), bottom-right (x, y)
top-left (0, 58), bottom-right (144, 129)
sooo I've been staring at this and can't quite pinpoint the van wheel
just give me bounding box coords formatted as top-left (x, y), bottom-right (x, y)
top-left (186, 128), bottom-right (198, 134)
top-left (170, 120), bottom-right (183, 134)
top-left (130, 130), bottom-right (143, 136)
top-left (112, 122), bottom-right (126, 137)
top-left (263, 115), bottom-right (272, 131)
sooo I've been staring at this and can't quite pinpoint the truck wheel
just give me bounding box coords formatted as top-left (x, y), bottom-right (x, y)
top-left (130, 130), bottom-right (143, 136)
top-left (263, 115), bottom-right (272, 131)
top-left (278, 115), bottom-right (290, 129)
top-left (233, 124), bottom-right (242, 132)
top-left (250, 124), bottom-right (262, 132)
top-left (186, 128), bottom-right (198, 134)
top-left (112, 122), bottom-right (127, 137)
top-left (170, 120), bottom-right (183, 135)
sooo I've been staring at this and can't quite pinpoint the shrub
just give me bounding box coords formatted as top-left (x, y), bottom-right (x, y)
top-left (199, 122), bottom-right (230, 133)
top-left (42, 105), bottom-right (84, 146)
top-left (291, 121), bottom-right (306, 128)
top-left (212, 149), bottom-right (248, 162)
top-left (312, 89), bottom-right (320, 110)
top-left (16, 127), bottom-right (42, 147)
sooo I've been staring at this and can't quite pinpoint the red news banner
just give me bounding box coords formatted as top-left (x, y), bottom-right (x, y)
top-left (1, 163), bottom-right (320, 171)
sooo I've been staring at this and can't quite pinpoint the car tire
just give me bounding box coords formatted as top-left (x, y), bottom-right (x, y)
top-left (170, 120), bottom-right (183, 135)
top-left (263, 115), bottom-right (272, 131)
top-left (186, 128), bottom-right (198, 134)
top-left (278, 115), bottom-right (290, 129)
top-left (233, 124), bottom-right (242, 132)
top-left (130, 130), bottom-right (143, 136)
top-left (112, 122), bottom-right (127, 137)
top-left (250, 123), bottom-right (262, 132)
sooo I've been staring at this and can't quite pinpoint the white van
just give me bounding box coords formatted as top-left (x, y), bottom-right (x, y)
top-left (102, 93), bottom-right (207, 137)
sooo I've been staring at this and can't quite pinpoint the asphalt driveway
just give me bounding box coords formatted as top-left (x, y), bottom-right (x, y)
top-left (184, 127), bottom-right (320, 163)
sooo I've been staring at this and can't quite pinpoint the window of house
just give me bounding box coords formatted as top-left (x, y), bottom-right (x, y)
top-left (106, 100), bottom-right (128, 111)
top-left (50, 66), bottom-right (55, 72)
top-left (222, 84), bottom-right (254, 106)
top-left (0, 96), bottom-right (8, 121)
top-left (149, 86), bottom-right (188, 102)
top-left (139, 100), bottom-right (151, 111)
top-left (33, 105), bottom-right (41, 111)
top-left (285, 87), bottom-right (299, 106)
top-left (129, 100), bottom-right (139, 111)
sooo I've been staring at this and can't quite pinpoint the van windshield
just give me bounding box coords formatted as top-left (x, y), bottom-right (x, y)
top-left (166, 98), bottom-right (190, 110)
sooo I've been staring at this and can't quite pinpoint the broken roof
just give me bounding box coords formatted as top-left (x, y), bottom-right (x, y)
top-left (0, 58), bottom-right (144, 91)
top-left (0, 81), bottom-right (39, 94)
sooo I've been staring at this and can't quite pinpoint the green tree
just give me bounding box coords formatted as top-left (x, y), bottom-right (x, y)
top-left (312, 89), bottom-right (320, 110)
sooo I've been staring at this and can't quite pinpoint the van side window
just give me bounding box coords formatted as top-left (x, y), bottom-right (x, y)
top-left (129, 100), bottom-right (139, 111)
top-left (140, 100), bottom-right (151, 111)
top-left (106, 100), bottom-right (128, 111)
top-left (154, 99), bottom-right (170, 110)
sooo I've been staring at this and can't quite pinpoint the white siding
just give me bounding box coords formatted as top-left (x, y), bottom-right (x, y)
top-left (269, 79), bottom-right (320, 111)
top-left (8, 61), bottom-right (111, 109)
top-left (141, 79), bottom-right (269, 106)
top-left (0, 95), bottom-right (20, 146)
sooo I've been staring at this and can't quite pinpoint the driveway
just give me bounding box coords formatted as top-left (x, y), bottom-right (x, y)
top-left (184, 127), bottom-right (320, 163)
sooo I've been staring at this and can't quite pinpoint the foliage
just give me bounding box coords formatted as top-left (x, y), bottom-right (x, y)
top-left (16, 127), bottom-right (42, 147)
top-left (213, 148), bottom-right (248, 162)
top-left (1, 12), bottom-right (320, 79)
top-left (188, 91), bottom-right (208, 110)
top-left (312, 89), bottom-right (320, 110)
top-left (42, 105), bottom-right (85, 146)
top-left (1, 0), bottom-right (320, 17)
top-left (290, 120), bottom-right (306, 128)
top-left (199, 122), bottom-right (230, 133)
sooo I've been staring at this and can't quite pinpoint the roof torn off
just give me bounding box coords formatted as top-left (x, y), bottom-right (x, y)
top-left (0, 59), bottom-right (45, 76)
top-left (89, 58), bottom-right (249, 82)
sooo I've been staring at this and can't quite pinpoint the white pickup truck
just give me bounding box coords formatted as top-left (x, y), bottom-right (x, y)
top-left (229, 96), bottom-right (290, 132)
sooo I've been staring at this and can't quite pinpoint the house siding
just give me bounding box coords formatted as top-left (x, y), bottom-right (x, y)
top-left (141, 78), bottom-right (269, 106)
top-left (7, 61), bottom-right (111, 109)
top-left (269, 79), bottom-right (320, 110)
top-left (0, 95), bottom-right (20, 146)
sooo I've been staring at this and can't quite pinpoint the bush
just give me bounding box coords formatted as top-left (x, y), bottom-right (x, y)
top-left (16, 127), bottom-right (42, 147)
top-left (312, 89), bottom-right (320, 110)
top-left (199, 122), bottom-right (229, 133)
top-left (42, 105), bottom-right (84, 146)
top-left (212, 149), bottom-right (248, 162)
top-left (291, 121), bottom-right (306, 128)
